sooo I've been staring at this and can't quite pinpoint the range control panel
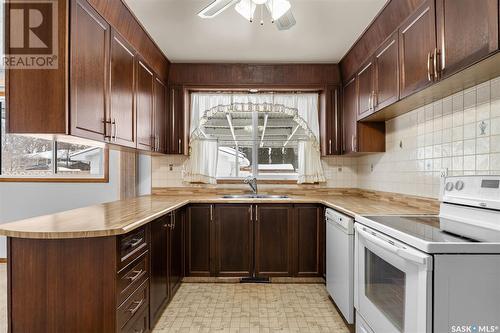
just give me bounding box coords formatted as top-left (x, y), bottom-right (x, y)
top-left (442, 175), bottom-right (500, 210)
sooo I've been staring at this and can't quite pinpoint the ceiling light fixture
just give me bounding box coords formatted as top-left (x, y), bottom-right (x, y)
top-left (198, 0), bottom-right (296, 30)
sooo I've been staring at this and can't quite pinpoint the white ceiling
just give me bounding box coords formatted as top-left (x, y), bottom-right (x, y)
top-left (124, 0), bottom-right (388, 63)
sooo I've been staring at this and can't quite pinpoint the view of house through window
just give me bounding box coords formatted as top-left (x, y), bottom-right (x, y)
top-left (191, 93), bottom-right (318, 180)
top-left (0, 99), bottom-right (106, 179)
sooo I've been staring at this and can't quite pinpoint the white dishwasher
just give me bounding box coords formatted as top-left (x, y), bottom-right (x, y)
top-left (325, 208), bottom-right (354, 324)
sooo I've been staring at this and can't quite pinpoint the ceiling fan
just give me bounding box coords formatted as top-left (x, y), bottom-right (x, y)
top-left (198, 0), bottom-right (296, 30)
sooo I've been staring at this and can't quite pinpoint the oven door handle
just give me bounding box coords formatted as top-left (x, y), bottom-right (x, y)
top-left (356, 225), bottom-right (432, 269)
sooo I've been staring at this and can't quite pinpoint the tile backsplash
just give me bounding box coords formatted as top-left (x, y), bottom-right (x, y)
top-left (358, 77), bottom-right (500, 198)
top-left (152, 77), bottom-right (500, 199)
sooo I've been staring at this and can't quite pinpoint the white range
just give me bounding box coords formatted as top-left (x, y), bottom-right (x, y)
top-left (354, 175), bottom-right (500, 333)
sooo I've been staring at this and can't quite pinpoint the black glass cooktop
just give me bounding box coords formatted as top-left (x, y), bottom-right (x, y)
top-left (362, 215), bottom-right (477, 243)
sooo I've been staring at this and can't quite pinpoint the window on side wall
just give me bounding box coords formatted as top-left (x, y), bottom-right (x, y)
top-left (0, 99), bottom-right (108, 182)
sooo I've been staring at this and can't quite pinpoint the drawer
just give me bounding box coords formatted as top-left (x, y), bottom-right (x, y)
top-left (121, 306), bottom-right (149, 333)
top-left (117, 253), bottom-right (149, 306)
top-left (118, 226), bottom-right (148, 270)
top-left (117, 279), bottom-right (149, 330)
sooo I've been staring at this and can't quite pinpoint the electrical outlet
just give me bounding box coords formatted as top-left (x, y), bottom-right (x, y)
top-left (169, 164), bottom-right (174, 171)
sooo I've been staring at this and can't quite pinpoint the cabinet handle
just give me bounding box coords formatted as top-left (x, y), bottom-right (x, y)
top-left (113, 118), bottom-right (117, 142)
top-left (128, 238), bottom-right (143, 248)
top-left (127, 269), bottom-right (143, 282)
top-left (103, 119), bottom-right (112, 140)
top-left (427, 52), bottom-right (431, 81)
top-left (178, 138), bottom-right (182, 154)
top-left (434, 48), bottom-right (440, 80)
top-left (255, 205), bottom-right (258, 222)
top-left (210, 205), bottom-right (213, 222)
top-left (351, 135), bottom-right (355, 152)
top-left (329, 139), bottom-right (332, 155)
top-left (249, 205), bottom-right (253, 222)
top-left (354, 135), bottom-right (357, 152)
top-left (427, 51), bottom-right (435, 82)
top-left (127, 299), bottom-right (144, 314)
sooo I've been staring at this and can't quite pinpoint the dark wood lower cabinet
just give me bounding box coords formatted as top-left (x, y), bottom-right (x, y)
top-left (184, 203), bottom-right (324, 279)
top-left (149, 216), bottom-right (170, 325)
top-left (294, 205), bottom-right (322, 277)
top-left (214, 204), bottom-right (253, 276)
top-left (255, 205), bottom-right (294, 277)
top-left (169, 209), bottom-right (184, 295)
top-left (186, 204), bottom-right (214, 276)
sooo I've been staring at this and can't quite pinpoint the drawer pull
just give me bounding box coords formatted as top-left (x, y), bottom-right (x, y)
top-left (128, 238), bottom-right (143, 248)
top-left (127, 269), bottom-right (143, 282)
top-left (128, 299), bottom-right (144, 314)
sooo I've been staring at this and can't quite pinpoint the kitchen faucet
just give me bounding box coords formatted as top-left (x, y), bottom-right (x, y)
top-left (244, 176), bottom-right (258, 194)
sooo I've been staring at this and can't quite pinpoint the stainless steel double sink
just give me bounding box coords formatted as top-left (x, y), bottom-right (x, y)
top-left (221, 194), bottom-right (289, 199)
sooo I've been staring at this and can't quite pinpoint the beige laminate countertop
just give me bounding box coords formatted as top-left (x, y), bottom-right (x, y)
top-left (0, 191), bottom-right (439, 239)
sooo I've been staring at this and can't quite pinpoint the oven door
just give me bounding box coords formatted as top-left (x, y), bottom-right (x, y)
top-left (354, 223), bottom-right (433, 333)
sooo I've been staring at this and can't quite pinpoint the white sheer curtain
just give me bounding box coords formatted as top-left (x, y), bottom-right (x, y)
top-left (183, 92), bottom-right (325, 184)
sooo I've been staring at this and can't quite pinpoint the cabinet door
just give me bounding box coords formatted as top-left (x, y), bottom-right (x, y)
top-left (436, 0), bottom-right (498, 79)
top-left (136, 60), bottom-right (154, 151)
top-left (214, 204), bottom-right (253, 277)
top-left (374, 33), bottom-right (399, 111)
top-left (356, 59), bottom-right (375, 120)
top-left (186, 205), bottom-right (213, 276)
top-left (168, 86), bottom-right (185, 154)
top-left (110, 30), bottom-right (136, 148)
top-left (169, 210), bottom-right (184, 295)
top-left (153, 77), bottom-right (167, 153)
top-left (255, 205), bottom-right (293, 277)
top-left (342, 77), bottom-right (357, 154)
top-left (294, 205), bottom-right (322, 277)
top-left (320, 86), bottom-right (341, 156)
top-left (70, 0), bottom-right (110, 141)
top-left (149, 216), bottom-right (169, 324)
top-left (399, 0), bottom-right (437, 98)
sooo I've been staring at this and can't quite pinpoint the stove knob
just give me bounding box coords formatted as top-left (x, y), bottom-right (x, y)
top-left (445, 182), bottom-right (454, 191)
top-left (455, 180), bottom-right (465, 191)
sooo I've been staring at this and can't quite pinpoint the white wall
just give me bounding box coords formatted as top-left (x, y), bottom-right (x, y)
top-left (0, 150), bottom-right (121, 257)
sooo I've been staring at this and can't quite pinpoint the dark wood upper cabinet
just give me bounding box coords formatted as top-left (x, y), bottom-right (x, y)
top-left (168, 86), bottom-right (186, 154)
top-left (320, 86), bottom-right (341, 156)
top-left (169, 210), bottom-right (184, 295)
top-left (343, 77), bottom-right (386, 154)
top-left (356, 60), bottom-right (376, 120)
top-left (149, 216), bottom-right (169, 325)
top-left (186, 205), bottom-right (213, 276)
top-left (342, 77), bottom-right (358, 154)
top-left (110, 30), bottom-right (136, 148)
top-left (374, 32), bottom-right (400, 111)
top-left (294, 205), bottom-right (322, 277)
top-left (70, 0), bottom-right (110, 141)
top-left (436, 0), bottom-right (498, 79)
top-left (213, 204), bottom-right (253, 277)
top-left (399, 0), bottom-right (437, 99)
top-left (136, 60), bottom-right (154, 151)
top-left (153, 78), bottom-right (167, 153)
top-left (254, 205), bottom-right (293, 277)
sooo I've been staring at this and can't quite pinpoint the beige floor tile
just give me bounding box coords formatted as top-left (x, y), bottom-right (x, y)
top-left (0, 265), bottom-right (348, 333)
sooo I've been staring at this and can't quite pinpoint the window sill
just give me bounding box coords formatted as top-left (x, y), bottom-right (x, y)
top-left (0, 177), bottom-right (109, 183)
top-left (217, 179), bottom-right (298, 185)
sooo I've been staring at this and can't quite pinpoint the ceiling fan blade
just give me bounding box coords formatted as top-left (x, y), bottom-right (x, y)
top-left (198, 0), bottom-right (238, 18)
top-left (275, 10), bottom-right (296, 30)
